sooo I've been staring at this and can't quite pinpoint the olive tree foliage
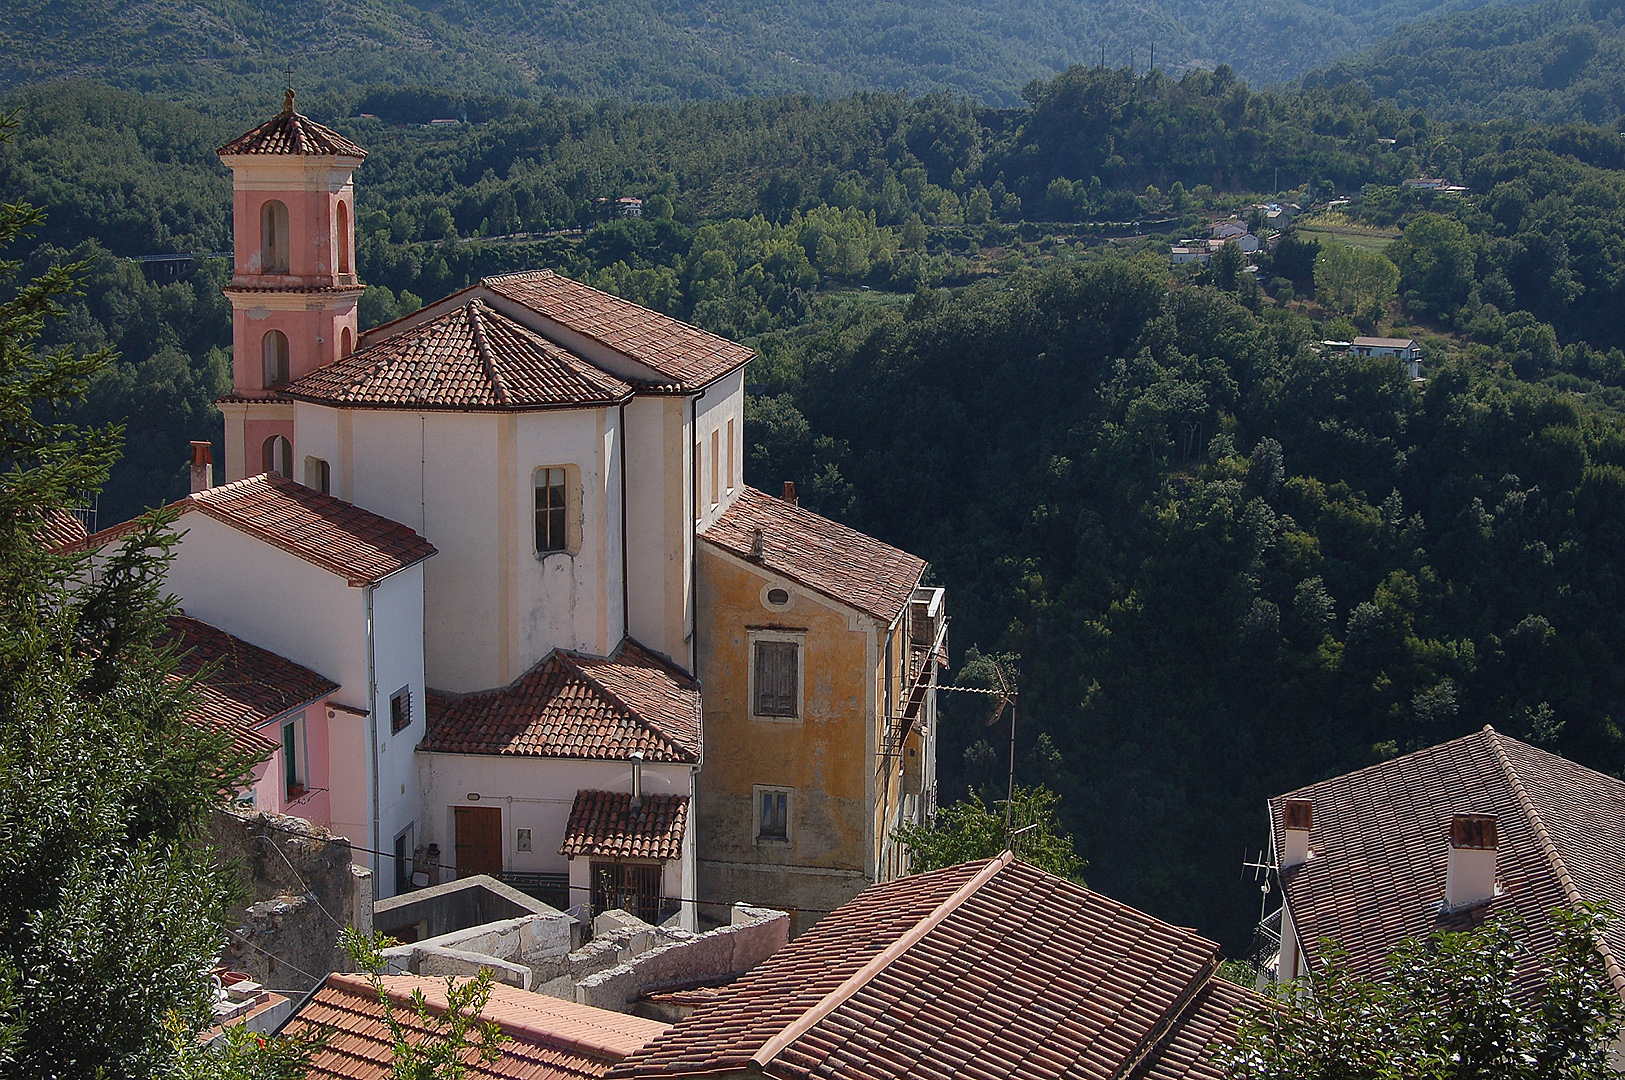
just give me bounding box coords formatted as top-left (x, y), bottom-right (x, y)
top-left (1223, 906), bottom-right (1622, 1080)
top-left (0, 112), bottom-right (299, 1078)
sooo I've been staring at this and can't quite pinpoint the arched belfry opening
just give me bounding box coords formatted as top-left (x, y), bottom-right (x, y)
top-left (261, 200), bottom-right (290, 273)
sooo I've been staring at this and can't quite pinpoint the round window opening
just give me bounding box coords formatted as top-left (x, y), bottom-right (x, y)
top-left (766, 588), bottom-right (790, 606)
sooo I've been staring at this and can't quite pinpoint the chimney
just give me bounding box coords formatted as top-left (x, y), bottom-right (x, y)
top-left (189, 441), bottom-right (213, 494)
top-left (1445, 813), bottom-right (1498, 911)
top-left (629, 751), bottom-right (644, 811)
top-left (749, 527), bottom-right (764, 561)
top-left (1281, 799), bottom-right (1312, 869)
top-left (781, 481), bottom-right (797, 506)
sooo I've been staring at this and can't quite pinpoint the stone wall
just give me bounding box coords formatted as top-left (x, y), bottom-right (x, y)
top-left (211, 807), bottom-right (372, 992)
top-left (373, 874), bottom-right (556, 943)
top-left (573, 904), bottom-right (788, 1013)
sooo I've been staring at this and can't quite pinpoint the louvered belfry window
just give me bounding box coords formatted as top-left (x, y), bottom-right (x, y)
top-left (535, 467), bottom-right (567, 553)
top-left (754, 640), bottom-right (798, 717)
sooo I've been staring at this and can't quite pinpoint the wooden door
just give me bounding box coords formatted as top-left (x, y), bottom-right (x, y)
top-left (454, 806), bottom-right (503, 879)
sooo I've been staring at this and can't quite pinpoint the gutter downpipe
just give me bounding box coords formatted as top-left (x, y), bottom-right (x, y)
top-left (619, 401), bottom-right (630, 645)
top-left (364, 582), bottom-right (380, 890)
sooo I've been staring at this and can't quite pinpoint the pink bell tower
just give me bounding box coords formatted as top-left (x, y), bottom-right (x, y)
top-left (215, 89), bottom-right (367, 483)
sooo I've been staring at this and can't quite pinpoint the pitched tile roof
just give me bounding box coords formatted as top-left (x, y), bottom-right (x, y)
top-left (423, 639), bottom-right (701, 763)
top-left (287, 973), bottom-right (668, 1079)
top-left (1271, 726), bottom-right (1625, 1000)
top-left (33, 506), bottom-right (87, 548)
top-left (611, 854), bottom-right (1258, 1080)
top-left (216, 92), bottom-right (367, 159)
top-left (700, 486), bottom-right (926, 624)
top-left (483, 271), bottom-right (753, 391)
top-left (74, 474), bottom-right (435, 586)
top-left (285, 299), bottom-right (635, 411)
top-left (163, 613), bottom-right (336, 759)
top-left (560, 790), bottom-right (689, 861)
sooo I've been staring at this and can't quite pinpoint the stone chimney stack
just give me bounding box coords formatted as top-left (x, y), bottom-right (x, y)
top-left (1281, 799), bottom-right (1312, 869)
top-left (1445, 813), bottom-right (1498, 911)
top-left (782, 481), bottom-right (797, 506)
top-left (189, 441), bottom-right (214, 493)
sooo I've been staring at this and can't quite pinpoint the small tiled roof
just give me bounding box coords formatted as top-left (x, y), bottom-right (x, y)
top-left (1352, 335), bottom-right (1418, 348)
top-left (1271, 726), bottom-right (1625, 1000)
top-left (560, 790), bottom-right (689, 860)
top-left (484, 271), bottom-right (754, 391)
top-left (34, 507), bottom-right (87, 548)
top-left (700, 486), bottom-right (926, 624)
top-left (163, 614), bottom-right (336, 759)
top-left (611, 854), bottom-right (1257, 1080)
top-left (423, 639), bottom-right (701, 763)
top-left (216, 91), bottom-right (367, 159)
top-left (287, 973), bottom-right (668, 1079)
top-left (75, 475), bottom-right (435, 586)
top-left (285, 299), bottom-right (634, 411)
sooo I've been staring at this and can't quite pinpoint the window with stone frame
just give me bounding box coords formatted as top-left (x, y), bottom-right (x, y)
top-left (753, 640), bottom-right (799, 718)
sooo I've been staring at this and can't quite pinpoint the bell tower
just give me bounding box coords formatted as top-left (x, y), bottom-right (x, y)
top-left (215, 89), bottom-right (367, 482)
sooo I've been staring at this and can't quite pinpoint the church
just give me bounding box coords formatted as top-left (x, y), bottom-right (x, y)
top-left (74, 93), bottom-right (945, 930)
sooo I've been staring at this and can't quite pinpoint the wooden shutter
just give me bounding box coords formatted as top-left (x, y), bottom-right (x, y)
top-left (755, 641), bottom-right (797, 717)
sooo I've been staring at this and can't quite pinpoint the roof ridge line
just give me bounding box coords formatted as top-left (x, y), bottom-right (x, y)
top-left (467, 299), bottom-right (510, 405)
top-left (1488, 727), bottom-right (1625, 1001)
top-left (1273, 725), bottom-right (1510, 802)
top-left (749, 852), bottom-right (1015, 1070)
top-left (563, 653), bottom-right (692, 762)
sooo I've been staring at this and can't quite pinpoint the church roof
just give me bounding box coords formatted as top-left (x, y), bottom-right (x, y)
top-left (284, 299), bottom-right (634, 411)
top-left (560, 790), bottom-right (690, 861)
top-left (700, 486), bottom-right (926, 624)
top-left (75, 474), bottom-right (435, 586)
top-left (1272, 726), bottom-right (1625, 1001)
top-left (216, 91), bottom-right (367, 159)
top-left (423, 639), bottom-right (701, 763)
top-left (483, 271), bottom-right (754, 391)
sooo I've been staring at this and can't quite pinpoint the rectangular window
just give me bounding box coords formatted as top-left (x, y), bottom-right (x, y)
top-left (694, 440), bottom-right (703, 521)
top-left (390, 685), bottom-right (412, 734)
top-left (394, 823), bottom-right (415, 895)
top-left (754, 640), bottom-right (799, 718)
top-left (304, 456), bottom-right (330, 495)
top-left (282, 714), bottom-right (304, 799)
top-left (534, 467), bottom-right (567, 553)
top-left (709, 429), bottom-right (720, 508)
top-left (758, 788), bottom-right (789, 841)
top-left (726, 418), bottom-right (735, 493)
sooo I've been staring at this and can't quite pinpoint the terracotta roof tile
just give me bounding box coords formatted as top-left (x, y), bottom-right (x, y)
top-left (34, 506), bottom-right (88, 549)
top-left (286, 299), bottom-right (634, 411)
top-left (560, 790), bottom-right (689, 860)
top-left (162, 614), bottom-right (335, 759)
top-left (1271, 726), bottom-right (1625, 999)
top-left (286, 973), bottom-right (668, 1079)
top-left (611, 856), bottom-right (1257, 1080)
top-left (484, 271), bottom-right (753, 390)
top-left (216, 94), bottom-right (366, 159)
top-left (424, 639), bottom-right (700, 763)
top-left (74, 475), bottom-right (435, 586)
top-left (701, 486), bottom-right (926, 624)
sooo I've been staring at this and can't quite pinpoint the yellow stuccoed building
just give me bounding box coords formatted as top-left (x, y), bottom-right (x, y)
top-left (696, 484), bottom-right (946, 931)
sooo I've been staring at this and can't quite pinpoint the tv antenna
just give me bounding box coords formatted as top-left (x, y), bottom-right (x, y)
top-left (1240, 848), bottom-right (1275, 923)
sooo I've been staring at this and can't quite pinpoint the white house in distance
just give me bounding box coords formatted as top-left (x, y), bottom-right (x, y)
top-left (77, 93), bottom-right (943, 922)
top-left (1351, 336), bottom-right (1422, 379)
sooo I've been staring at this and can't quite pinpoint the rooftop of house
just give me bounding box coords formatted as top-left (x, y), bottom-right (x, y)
top-left (164, 613), bottom-right (338, 759)
top-left (1271, 726), bottom-right (1625, 1000)
top-left (285, 298), bottom-right (636, 412)
top-left (72, 474), bottom-right (436, 586)
top-left (700, 485), bottom-right (926, 625)
top-left (423, 638), bottom-right (701, 763)
top-left (610, 852), bottom-right (1257, 1080)
top-left (560, 790), bottom-right (690, 861)
top-left (1351, 336), bottom-right (1418, 349)
top-left (216, 90), bottom-right (367, 159)
top-left (33, 506), bottom-right (88, 548)
top-left (286, 973), bottom-right (669, 1079)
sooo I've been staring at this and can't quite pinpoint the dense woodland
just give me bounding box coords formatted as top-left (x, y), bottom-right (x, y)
top-left (9, 15), bottom-right (1625, 951)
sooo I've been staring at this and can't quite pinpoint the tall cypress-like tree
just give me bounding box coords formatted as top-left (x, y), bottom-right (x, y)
top-left (0, 113), bottom-right (260, 1077)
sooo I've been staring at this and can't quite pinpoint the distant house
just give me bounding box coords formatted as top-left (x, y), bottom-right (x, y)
top-left (1210, 220), bottom-right (1249, 240)
top-left (1352, 335), bottom-right (1422, 378)
top-left (1262, 727), bottom-right (1625, 1012)
top-left (1403, 177), bottom-right (1468, 195)
top-left (1170, 243), bottom-right (1210, 266)
top-left (1208, 233), bottom-right (1260, 254)
top-left (618, 196), bottom-right (644, 218)
top-left (612, 852), bottom-right (1259, 1079)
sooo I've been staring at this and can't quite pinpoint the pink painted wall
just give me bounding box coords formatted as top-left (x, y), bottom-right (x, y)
top-left (230, 303), bottom-right (359, 392)
top-left (242, 416), bottom-right (295, 478)
top-left (230, 183), bottom-right (357, 287)
top-left (243, 696), bottom-right (333, 829)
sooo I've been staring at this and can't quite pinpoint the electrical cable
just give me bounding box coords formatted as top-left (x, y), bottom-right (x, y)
top-left (259, 830), bottom-right (348, 932)
top-left (224, 927), bottom-right (325, 986)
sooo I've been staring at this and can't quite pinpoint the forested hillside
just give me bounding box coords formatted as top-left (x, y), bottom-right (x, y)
top-left (0, 0), bottom-right (1502, 107)
top-left (1306, 0), bottom-right (1625, 123)
top-left (10, 62), bottom-right (1625, 950)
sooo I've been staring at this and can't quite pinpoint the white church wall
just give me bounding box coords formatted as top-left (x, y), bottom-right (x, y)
top-left (371, 562), bottom-right (427, 898)
top-left (693, 368), bottom-right (745, 533)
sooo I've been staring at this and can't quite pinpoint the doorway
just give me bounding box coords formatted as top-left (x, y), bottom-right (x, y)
top-left (454, 805), bottom-right (503, 879)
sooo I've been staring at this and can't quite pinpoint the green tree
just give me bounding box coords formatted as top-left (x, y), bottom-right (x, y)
top-left (1223, 906), bottom-right (1621, 1080)
top-left (894, 784), bottom-right (1087, 881)
top-left (1315, 242), bottom-right (1400, 315)
top-left (0, 113), bottom-right (295, 1077)
top-left (1389, 212), bottom-right (1476, 317)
